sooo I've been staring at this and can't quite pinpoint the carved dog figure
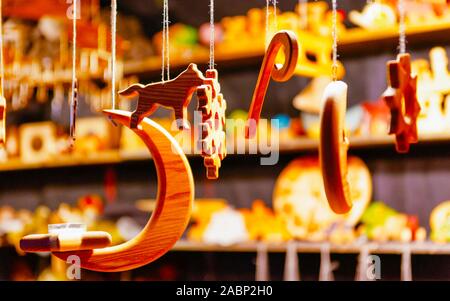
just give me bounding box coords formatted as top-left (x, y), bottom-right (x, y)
top-left (119, 63), bottom-right (211, 129)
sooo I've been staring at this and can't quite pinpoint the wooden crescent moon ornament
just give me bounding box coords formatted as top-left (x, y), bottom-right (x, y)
top-left (21, 110), bottom-right (194, 272)
top-left (319, 81), bottom-right (352, 214)
top-left (245, 30), bottom-right (299, 139)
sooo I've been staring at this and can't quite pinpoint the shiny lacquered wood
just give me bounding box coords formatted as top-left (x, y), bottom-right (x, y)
top-left (319, 81), bottom-right (352, 214)
top-left (49, 110), bottom-right (194, 272)
top-left (245, 30), bottom-right (299, 139)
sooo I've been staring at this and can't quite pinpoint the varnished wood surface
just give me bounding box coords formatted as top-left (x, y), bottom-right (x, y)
top-left (120, 63), bottom-right (209, 129)
top-left (245, 30), bottom-right (299, 139)
top-left (383, 53), bottom-right (421, 153)
top-left (50, 110), bottom-right (194, 272)
top-left (319, 81), bottom-right (352, 214)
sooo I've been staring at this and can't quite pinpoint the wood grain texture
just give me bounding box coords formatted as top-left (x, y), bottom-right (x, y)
top-left (319, 81), bottom-right (352, 214)
top-left (382, 53), bottom-right (421, 153)
top-left (50, 110), bottom-right (194, 272)
top-left (245, 30), bottom-right (299, 139)
top-left (119, 63), bottom-right (210, 130)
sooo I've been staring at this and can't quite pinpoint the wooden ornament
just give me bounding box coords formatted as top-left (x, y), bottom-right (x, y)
top-left (19, 122), bottom-right (57, 163)
top-left (20, 231), bottom-right (112, 253)
top-left (197, 69), bottom-right (227, 179)
top-left (382, 53), bottom-right (421, 153)
top-left (246, 30), bottom-right (299, 139)
top-left (20, 110), bottom-right (194, 272)
top-left (295, 32), bottom-right (345, 79)
top-left (319, 81), bottom-right (352, 214)
top-left (119, 63), bottom-right (210, 130)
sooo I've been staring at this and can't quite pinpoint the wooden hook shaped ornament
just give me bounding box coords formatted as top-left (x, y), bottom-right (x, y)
top-left (246, 30), bottom-right (299, 139)
top-left (319, 81), bottom-right (352, 214)
top-left (382, 53), bottom-right (420, 153)
top-left (21, 110), bottom-right (194, 272)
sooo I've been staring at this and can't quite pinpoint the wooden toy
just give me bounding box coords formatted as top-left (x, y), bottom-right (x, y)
top-left (430, 201), bottom-right (450, 243)
top-left (246, 30), bottom-right (299, 139)
top-left (120, 63), bottom-right (209, 129)
top-left (319, 81), bottom-right (353, 214)
top-left (20, 231), bottom-right (112, 252)
top-left (273, 156), bottom-right (371, 240)
top-left (197, 69), bottom-right (227, 179)
top-left (21, 110), bottom-right (194, 272)
top-left (294, 31), bottom-right (345, 79)
top-left (349, 2), bottom-right (397, 29)
top-left (382, 53), bottom-right (421, 153)
top-left (19, 122), bottom-right (58, 163)
top-left (293, 76), bottom-right (333, 113)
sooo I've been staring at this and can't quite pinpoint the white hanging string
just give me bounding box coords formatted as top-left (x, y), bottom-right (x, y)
top-left (265, 0), bottom-right (278, 49)
top-left (209, 0), bottom-right (215, 70)
top-left (398, 0), bottom-right (406, 54)
top-left (70, 0), bottom-right (78, 144)
top-left (111, 0), bottom-right (117, 109)
top-left (272, 0), bottom-right (277, 32)
top-left (161, 0), bottom-right (170, 82)
top-left (265, 0), bottom-right (270, 49)
top-left (299, 0), bottom-right (308, 30)
top-left (331, 0), bottom-right (338, 81)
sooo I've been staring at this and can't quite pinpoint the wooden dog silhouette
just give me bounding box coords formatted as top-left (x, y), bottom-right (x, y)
top-left (119, 63), bottom-right (211, 129)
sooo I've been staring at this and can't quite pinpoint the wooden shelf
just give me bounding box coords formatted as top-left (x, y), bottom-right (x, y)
top-left (1, 133), bottom-right (450, 172)
top-left (123, 20), bottom-right (450, 77)
top-left (172, 240), bottom-right (450, 255)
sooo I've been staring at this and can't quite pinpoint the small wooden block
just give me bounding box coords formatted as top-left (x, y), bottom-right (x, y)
top-left (20, 231), bottom-right (112, 253)
top-left (382, 53), bottom-right (421, 153)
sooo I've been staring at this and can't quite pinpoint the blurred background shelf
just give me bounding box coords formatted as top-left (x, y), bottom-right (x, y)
top-left (3, 132), bottom-right (450, 172)
top-left (123, 20), bottom-right (450, 77)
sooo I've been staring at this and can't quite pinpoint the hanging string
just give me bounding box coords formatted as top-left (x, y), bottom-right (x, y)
top-left (209, 0), bottom-right (215, 70)
top-left (331, 0), bottom-right (338, 81)
top-left (272, 0), bottom-right (277, 32)
top-left (111, 0), bottom-right (117, 110)
top-left (161, 0), bottom-right (170, 82)
top-left (69, 0), bottom-right (78, 145)
top-left (265, 0), bottom-right (278, 49)
top-left (299, 0), bottom-right (308, 30)
top-left (398, 0), bottom-right (406, 54)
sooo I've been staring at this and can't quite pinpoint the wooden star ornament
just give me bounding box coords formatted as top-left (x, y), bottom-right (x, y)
top-left (382, 53), bottom-right (421, 153)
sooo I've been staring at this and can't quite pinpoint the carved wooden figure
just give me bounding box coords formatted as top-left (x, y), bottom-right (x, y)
top-left (246, 30), bottom-right (299, 139)
top-left (382, 53), bottom-right (421, 153)
top-left (119, 63), bottom-right (210, 130)
top-left (319, 81), bottom-right (352, 214)
top-left (21, 110), bottom-right (194, 272)
top-left (197, 69), bottom-right (227, 179)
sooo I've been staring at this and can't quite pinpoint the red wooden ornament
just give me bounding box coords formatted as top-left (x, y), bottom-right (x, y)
top-left (382, 53), bottom-right (421, 153)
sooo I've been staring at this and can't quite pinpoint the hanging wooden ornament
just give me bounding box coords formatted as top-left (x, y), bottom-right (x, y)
top-left (382, 0), bottom-right (421, 153)
top-left (246, 30), bottom-right (299, 139)
top-left (382, 54), bottom-right (420, 153)
top-left (319, 81), bottom-right (352, 214)
top-left (318, 0), bottom-right (353, 214)
top-left (21, 110), bottom-right (194, 272)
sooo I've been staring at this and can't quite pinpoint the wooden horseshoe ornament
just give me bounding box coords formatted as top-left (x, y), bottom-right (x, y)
top-left (382, 53), bottom-right (421, 153)
top-left (245, 30), bottom-right (299, 139)
top-left (319, 81), bottom-right (352, 214)
top-left (21, 110), bottom-right (194, 272)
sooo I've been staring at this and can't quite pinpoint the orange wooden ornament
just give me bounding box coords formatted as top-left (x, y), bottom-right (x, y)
top-left (197, 69), bottom-right (227, 179)
top-left (382, 53), bottom-right (421, 153)
top-left (319, 81), bottom-right (352, 214)
top-left (245, 30), bottom-right (299, 139)
top-left (21, 110), bottom-right (194, 272)
top-left (119, 63), bottom-right (210, 130)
